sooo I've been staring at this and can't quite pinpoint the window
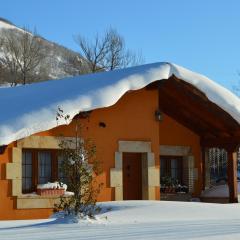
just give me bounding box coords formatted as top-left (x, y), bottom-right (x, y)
top-left (22, 151), bottom-right (33, 193)
top-left (160, 156), bottom-right (183, 183)
top-left (22, 149), bottom-right (64, 193)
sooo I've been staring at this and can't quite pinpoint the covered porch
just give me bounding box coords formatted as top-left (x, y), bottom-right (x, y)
top-left (148, 75), bottom-right (240, 203)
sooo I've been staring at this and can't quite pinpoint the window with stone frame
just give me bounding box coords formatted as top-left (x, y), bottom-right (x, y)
top-left (22, 149), bottom-right (64, 193)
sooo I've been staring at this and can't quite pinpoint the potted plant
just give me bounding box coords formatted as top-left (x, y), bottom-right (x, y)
top-left (37, 182), bottom-right (67, 196)
top-left (161, 176), bottom-right (176, 193)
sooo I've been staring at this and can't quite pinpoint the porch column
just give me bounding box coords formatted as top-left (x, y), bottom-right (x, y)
top-left (201, 147), bottom-right (205, 191)
top-left (227, 148), bottom-right (238, 203)
top-left (201, 147), bottom-right (210, 190)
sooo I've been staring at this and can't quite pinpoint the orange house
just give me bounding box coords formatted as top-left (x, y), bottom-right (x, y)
top-left (0, 62), bottom-right (240, 220)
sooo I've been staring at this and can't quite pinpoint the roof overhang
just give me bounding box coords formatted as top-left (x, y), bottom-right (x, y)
top-left (0, 62), bottom-right (240, 146)
top-left (147, 75), bottom-right (240, 149)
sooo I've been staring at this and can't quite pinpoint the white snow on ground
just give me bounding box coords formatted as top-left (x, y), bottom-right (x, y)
top-left (0, 83), bottom-right (12, 88)
top-left (1, 201), bottom-right (240, 240)
top-left (0, 62), bottom-right (240, 146)
top-left (201, 182), bottom-right (240, 198)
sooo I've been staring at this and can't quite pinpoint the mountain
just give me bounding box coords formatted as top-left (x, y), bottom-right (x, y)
top-left (0, 18), bottom-right (90, 86)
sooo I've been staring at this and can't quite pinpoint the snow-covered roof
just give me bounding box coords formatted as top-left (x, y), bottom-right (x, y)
top-left (0, 62), bottom-right (240, 146)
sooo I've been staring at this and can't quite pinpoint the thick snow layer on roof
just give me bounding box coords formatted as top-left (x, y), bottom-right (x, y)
top-left (0, 62), bottom-right (240, 146)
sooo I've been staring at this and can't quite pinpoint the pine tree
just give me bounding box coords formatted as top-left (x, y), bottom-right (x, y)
top-left (55, 108), bottom-right (103, 220)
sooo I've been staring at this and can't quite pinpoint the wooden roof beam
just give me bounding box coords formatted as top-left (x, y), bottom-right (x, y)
top-left (168, 77), bottom-right (240, 132)
top-left (201, 136), bottom-right (240, 149)
top-left (159, 90), bottom-right (225, 138)
top-left (159, 94), bottom-right (216, 137)
top-left (161, 81), bottom-right (233, 135)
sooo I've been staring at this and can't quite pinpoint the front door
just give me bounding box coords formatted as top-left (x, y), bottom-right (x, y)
top-left (123, 152), bottom-right (142, 200)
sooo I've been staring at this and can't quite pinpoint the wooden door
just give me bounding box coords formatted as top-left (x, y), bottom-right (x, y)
top-left (123, 152), bottom-right (142, 200)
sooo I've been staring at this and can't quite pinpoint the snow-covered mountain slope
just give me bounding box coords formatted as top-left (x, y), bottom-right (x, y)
top-left (1, 201), bottom-right (240, 240)
top-left (0, 18), bottom-right (89, 83)
top-left (0, 62), bottom-right (240, 146)
top-left (0, 18), bottom-right (18, 30)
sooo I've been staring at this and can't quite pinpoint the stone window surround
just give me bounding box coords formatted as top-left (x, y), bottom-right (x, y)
top-left (6, 136), bottom-right (75, 209)
top-left (159, 145), bottom-right (198, 193)
top-left (110, 141), bottom-right (160, 200)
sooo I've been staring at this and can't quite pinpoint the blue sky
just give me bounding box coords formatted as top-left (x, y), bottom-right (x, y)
top-left (1, 0), bottom-right (240, 91)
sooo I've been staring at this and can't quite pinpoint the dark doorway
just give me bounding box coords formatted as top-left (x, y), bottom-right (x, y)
top-left (123, 152), bottom-right (142, 200)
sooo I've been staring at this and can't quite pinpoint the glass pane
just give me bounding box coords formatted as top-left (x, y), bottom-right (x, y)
top-left (38, 151), bottom-right (52, 184)
top-left (58, 154), bottom-right (63, 177)
top-left (22, 151), bottom-right (32, 193)
top-left (26, 178), bottom-right (32, 190)
top-left (171, 159), bottom-right (177, 168)
top-left (26, 165), bottom-right (32, 177)
top-left (161, 159), bottom-right (165, 169)
top-left (160, 158), bottom-right (167, 177)
top-left (58, 154), bottom-right (67, 184)
top-left (171, 169), bottom-right (177, 179)
top-left (25, 152), bottom-right (32, 164)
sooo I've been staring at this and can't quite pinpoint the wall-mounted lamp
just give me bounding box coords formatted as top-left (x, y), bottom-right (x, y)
top-left (99, 122), bottom-right (106, 128)
top-left (155, 110), bottom-right (163, 122)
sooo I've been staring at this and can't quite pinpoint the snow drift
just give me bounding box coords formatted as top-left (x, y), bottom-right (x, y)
top-left (201, 183), bottom-right (240, 198)
top-left (2, 201), bottom-right (240, 240)
top-left (0, 62), bottom-right (240, 146)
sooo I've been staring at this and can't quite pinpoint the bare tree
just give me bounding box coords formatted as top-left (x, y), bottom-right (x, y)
top-left (62, 52), bottom-right (90, 76)
top-left (74, 28), bottom-right (144, 73)
top-left (0, 28), bottom-right (47, 85)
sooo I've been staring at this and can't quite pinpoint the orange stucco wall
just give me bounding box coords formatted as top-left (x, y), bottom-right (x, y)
top-left (159, 114), bottom-right (202, 196)
top-left (0, 87), bottom-right (202, 219)
top-left (0, 143), bottom-right (52, 220)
